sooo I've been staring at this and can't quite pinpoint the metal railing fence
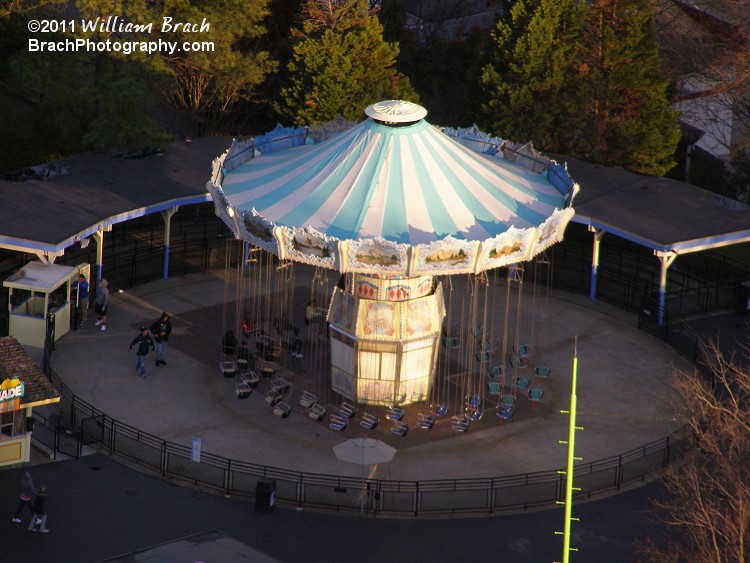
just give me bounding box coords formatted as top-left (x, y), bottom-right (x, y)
top-left (32, 368), bottom-right (688, 518)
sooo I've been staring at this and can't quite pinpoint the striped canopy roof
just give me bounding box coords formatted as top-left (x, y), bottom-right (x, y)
top-left (209, 101), bottom-right (578, 275)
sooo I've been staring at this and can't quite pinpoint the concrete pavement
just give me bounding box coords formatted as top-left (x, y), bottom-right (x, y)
top-left (45, 267), bottom-right (689, 481)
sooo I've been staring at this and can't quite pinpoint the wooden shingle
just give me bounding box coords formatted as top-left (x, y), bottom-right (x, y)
top-left (0, 336), bottom-right (60, 408)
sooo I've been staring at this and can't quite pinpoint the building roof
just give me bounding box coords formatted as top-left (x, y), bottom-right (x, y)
top-left (562, 155), bottom-right (750, 254)
top-left (0, 336), bottom-right (60, 408)
top-left (0, 136), bottom-right (231, 255)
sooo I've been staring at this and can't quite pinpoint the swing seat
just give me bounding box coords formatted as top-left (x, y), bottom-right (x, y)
top-left (488, 363), bottom-right (504, 378)
top-left (240, 370), bottom-right (259, 389)
top-left (468, 406), bottom-right (484, 421)
top-left (234, 382), bottom-right (252, 399)
top-left (385, 405), bottom-right (405, 421)
top-left (219, 361), bottom-right (237, 378)
top-left (509, 355), bottom-right (529, 369)
top-left (274, 402), bottom-right (292, 418)
top-left (515, 375), bottom-right (531, 389)
top-left (309, 403), bottom-right (326, 421)
top-left (237, 358), bottom-right (250, 376)
top-left (339, 401), bottom-right (357, 419)
top-left (360, 412), bottom-right (378, 429)
top-left (443, 336), bottom-right (459, 350)
top-left (329, 414), bottom-right (348, 431)
top-left (480, 338), bottom-right (498, 351)
top-left (391, 420), bottom-right (408, 436)
top-left (260, 360), bottom-right (276, 378)
top-left (487, 381), bottom-right (502, 395)
top-left (472, 325), bottom-right (483, 339)
top-left (535, 366), bottom-right (551, 378)
top-left (476, 350), bottom-right (491, 363)
top-left (269, 377), bottom-right (290, 395)
top-left (416, 413), bottom-right (434, 429)
top-left (528, 387), bottom-right (544, 402)
top-left (467, 394), bottom-right (482, 408)
top-left (431, 403), bottom-right (448, 417)
top-left (451, 415), bottom-right (470, 432)
top-left (497, 397), bottom-right (515, 420)
top-left (299, 391), bottom-right (317, 409)
top-left (514, 343), bottom-right (529, 357)
top-left (265, 390), bottom-right (283, 406)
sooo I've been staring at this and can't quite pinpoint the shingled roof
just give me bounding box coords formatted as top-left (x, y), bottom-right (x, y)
top-left (0, 336), bottom-right (60, 408)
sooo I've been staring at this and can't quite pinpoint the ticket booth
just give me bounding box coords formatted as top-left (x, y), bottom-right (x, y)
top-left (0, 336), bottom-right (60, 466)
top-left (4, 262), bottom-right (78, 349)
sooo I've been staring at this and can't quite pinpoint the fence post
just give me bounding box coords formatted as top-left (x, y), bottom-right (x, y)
top-left (557, 470), bottom-right (565, 502)
top-left (77, 420), bottom-right (83, 459)
top-left (53, 425), bottom-right (59, 461)
top-left (161, 441), bottom-right (167, 477)
top-left (109, 419), bottom-right (115, 456)
top-left (298, 474), bottom-right (304, 510)
top-left (69, 395), bottom-right (76, 428)
top-left (225, 460), bottom-right (231, 497)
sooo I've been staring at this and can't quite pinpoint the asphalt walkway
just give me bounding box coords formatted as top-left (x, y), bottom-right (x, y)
top-left (2, 452), bottom-right (672, 563)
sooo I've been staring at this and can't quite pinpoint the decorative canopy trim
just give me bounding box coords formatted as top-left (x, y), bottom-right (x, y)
top-left (365, 100), bottom-right (427, 124)
top-left (210, 101), bottom-right (580, 275)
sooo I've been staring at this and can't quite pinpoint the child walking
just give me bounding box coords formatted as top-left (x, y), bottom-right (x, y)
top-left (27, 485), bottom-right (49, 533)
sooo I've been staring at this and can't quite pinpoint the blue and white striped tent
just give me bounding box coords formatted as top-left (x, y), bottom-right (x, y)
top-left (208, 101), bottom-right (578, 275)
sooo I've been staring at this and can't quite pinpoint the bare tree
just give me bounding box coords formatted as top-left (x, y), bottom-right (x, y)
top-left (0, 0), bottom-right (65, 18)
top-left (654, 0), bottom-right (750, 197)
top-left (641, 337), bottom-right (750, 562)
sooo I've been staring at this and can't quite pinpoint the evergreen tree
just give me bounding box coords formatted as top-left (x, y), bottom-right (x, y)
top-left (576, 0), bottom-right (680, 176)
top-left (480, 0), bottom-right (680, 176)
top-left (76, 0), bottom-right (277, 135)
top-left (479, 0), bottom-right (585, 152)
top-left (276, 0), bottom-right (417, 125)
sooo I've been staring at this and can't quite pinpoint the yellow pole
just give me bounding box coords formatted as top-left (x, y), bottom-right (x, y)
top-left (556, 337), bottom-right (582, 563)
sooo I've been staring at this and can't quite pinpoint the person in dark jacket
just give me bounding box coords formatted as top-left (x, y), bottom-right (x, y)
top-left (11, 472), bottom-right (34, 523)
top-left (27, 485), bottom-right (49, 533)
top-left (94, 278), bottom-right (109, 331)
top-left (150, 312), bottom-right (172, 367)
top-left (222, 329), bottom-right (236, 356)
top-left (75, 273), bottom-right (89, 324)
top-left (129, 326), bottom-right (155, 378)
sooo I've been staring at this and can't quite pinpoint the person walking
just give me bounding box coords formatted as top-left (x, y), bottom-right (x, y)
top-left (11, 472), bottom-right (34, 523)
top-left (129, 326), bottom-right (155, 378)
top-left (76, 273), bottom-right (89, 324)
top-left (27, 485), bottom-right (49, 533)
top-left (94, 278), bottom-right (109, 331)
top-left (150, 312), bottom-right (172, 366)
top-left (305, 300), bottom-right (326, 339)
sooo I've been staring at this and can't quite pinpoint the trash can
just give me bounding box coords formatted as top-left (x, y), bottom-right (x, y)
top-left (255, 478), bottom-right (276, 513)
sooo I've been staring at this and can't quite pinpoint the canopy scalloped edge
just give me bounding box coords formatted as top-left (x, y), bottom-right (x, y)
top-left (206, 176), bottom-right (577, 277)
top-left (206, 110), bottom-right (580, 276)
